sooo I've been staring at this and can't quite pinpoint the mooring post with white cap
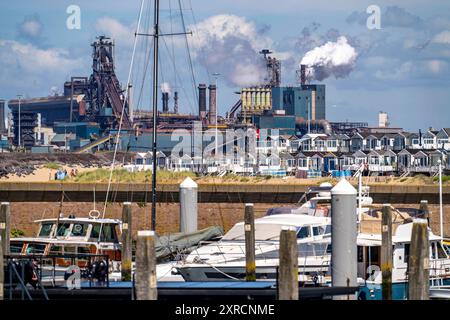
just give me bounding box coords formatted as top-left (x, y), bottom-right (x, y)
top-left (0, 202), bottom-right (10, 256)
top-left (136, 230), bottom-right (157, 300)
top-left (381, 204), bottom-right (393, 300)
top-left (245, 203), bottom-right (256, 281)
top-left (121, 202), bottom-right (132, 281)
top-left (408, 219), bottom-right (429, 300)
top-left (278, 226), bottom-right (298, 300)
top-left (331, 178), bottom-right (357, 300)
top-left (179, 177), bottom-right (198, 233)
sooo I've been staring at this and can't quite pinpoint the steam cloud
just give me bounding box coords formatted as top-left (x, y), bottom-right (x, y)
top-left (190, 15), bottom-right (272, 87)
top-left (160, 82), bottom-right (171, 95)
top-left (300, 36), bottom-right (358, 81)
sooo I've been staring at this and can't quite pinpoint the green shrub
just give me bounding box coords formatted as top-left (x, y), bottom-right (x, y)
top-left (433, 175), bottom-right (450, 183)
top-left (44, 162), bottom-right (62, 170)
top-left (11, 228), bottom-right (25, 238)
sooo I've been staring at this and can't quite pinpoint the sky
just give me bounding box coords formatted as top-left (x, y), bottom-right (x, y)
top-left (1, 0), bottom-right (450, 132)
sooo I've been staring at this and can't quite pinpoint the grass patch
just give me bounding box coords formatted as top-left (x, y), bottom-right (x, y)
top-left (43, 162), bottom-right (62, 170)
top-left (70, 168), bottom-right (197, 183)
top-left (433, 175), bottom-right (450, 183)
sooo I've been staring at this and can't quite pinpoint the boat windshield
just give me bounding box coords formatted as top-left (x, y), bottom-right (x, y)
top-left (10, 242), bottom-right (24, 253)
top-left (38, 223), bottom-right (54, 237)
top-left (57, 223), bottom-right (71, 237)
top-left (25, 243), bottom-right (46, 254)
top-left (70, 223), bottom-right (88, 237)
top-left (443, 244), bottom-right (450, 256)
top-left (298, 243), bottom-right (329, 257)
top-left (90, 224), bottom-right (117, 242)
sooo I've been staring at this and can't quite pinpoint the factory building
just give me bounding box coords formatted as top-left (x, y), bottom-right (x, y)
top-left (11, 110), bottom-right (38, 149)
top-left (8, 96), bottom-right (81, 128)
top-left (271, 85), bottom-right (326, 120)
top-left (253, 112), bottom-right (296, 136)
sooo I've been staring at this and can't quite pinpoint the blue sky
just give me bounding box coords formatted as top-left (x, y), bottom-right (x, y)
top-left (1, 0), bottom-right (450, 131)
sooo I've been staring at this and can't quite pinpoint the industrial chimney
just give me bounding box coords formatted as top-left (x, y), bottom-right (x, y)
top-left (208, 84), bottom-right (217, 126)
top-left (198, 84), bottom-right (207, 119)
top-left (162, 92), bottom-right (169, 113)
top-left (300, 64), bottom-right (306, 86)
top-left (174, 91), bottom-right (179, 114)
top-left (0, 100), bottom-right (5, 133)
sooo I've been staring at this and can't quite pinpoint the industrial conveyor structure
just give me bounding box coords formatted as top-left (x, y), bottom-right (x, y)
top-left (73, 134), bottom-right (116, 154)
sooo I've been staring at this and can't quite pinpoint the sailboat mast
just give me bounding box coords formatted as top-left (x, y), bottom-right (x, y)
top-left (151, 0), bottom-right (160, 231)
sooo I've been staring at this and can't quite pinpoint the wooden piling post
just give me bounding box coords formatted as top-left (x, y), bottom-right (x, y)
top-left (0, 235), bottom-right (3, 301)
top-left (135, 230), bottom-right (157, 300)
top-left (408, 219), bottom-right (430, 300)
top-left (121, 202), bottom-right (132, 281)
top-left (0, 202), bottom-right (10, 256)
top-left (381, 204), bottom-right (393, 300)
top-left (278, 226), bottom-right (298, 300)
top-left (419, 200), bottom-right (429, 225)
top-left (244, 203), bottom-right (256, 281)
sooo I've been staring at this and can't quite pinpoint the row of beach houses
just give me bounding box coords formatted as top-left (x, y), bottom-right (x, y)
top-left (124, 128), bottom-right (450, 177)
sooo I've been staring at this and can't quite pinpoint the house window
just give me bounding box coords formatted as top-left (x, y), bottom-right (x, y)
top-left (424, 138), bottom-right (434, 145)
top-left (412, 138), bottom-right (419, 145)
top-left (370, 139), bottom-right (377, 149)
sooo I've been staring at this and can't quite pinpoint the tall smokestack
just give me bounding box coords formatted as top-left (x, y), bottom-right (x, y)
top-left (0, 100), bottom-right (5, 133)
top-left (198, 84), bottom-right (207, 118)
top-left (208, 84), bottom-right (217, 125)
top-left (300, 64), bottom-right (306, 86)
top-left (162, 92), bottom-right (169, 113)
top-left (174, 91), bottom-right (179, 114)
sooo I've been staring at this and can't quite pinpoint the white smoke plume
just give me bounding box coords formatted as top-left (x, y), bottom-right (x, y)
top-left (300, 36), bottom-right (358, 81)
top-left (160, 82), bottom-right (171, 95)
top-left (189, 15), bottom-right (273, 87)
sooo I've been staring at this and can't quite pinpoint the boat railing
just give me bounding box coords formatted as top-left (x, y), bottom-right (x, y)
top-left (429, 258), bottom-right (450, 287)
top-left (4, 253), bottom-right (111, 300)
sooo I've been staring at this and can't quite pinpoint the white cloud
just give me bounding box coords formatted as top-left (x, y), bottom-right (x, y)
top-left (189, 14), bottom-right (272, 55)
top-left (20, 19), bottom-right (42, 38)
top-left (432, 30), bottom-right (450, 44)
top-left (0, 40), bottom-right (81, 73)
top-left (375, 61), bottom-right (413, 81)
top-left (0, 40), bottom-right (86, 97)
top-left (425, 59), bottom-right (448, 74)
top-left (188, 14), bottom-right (274, 87)
top-left (95, 17), bottom-right (135, 47)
